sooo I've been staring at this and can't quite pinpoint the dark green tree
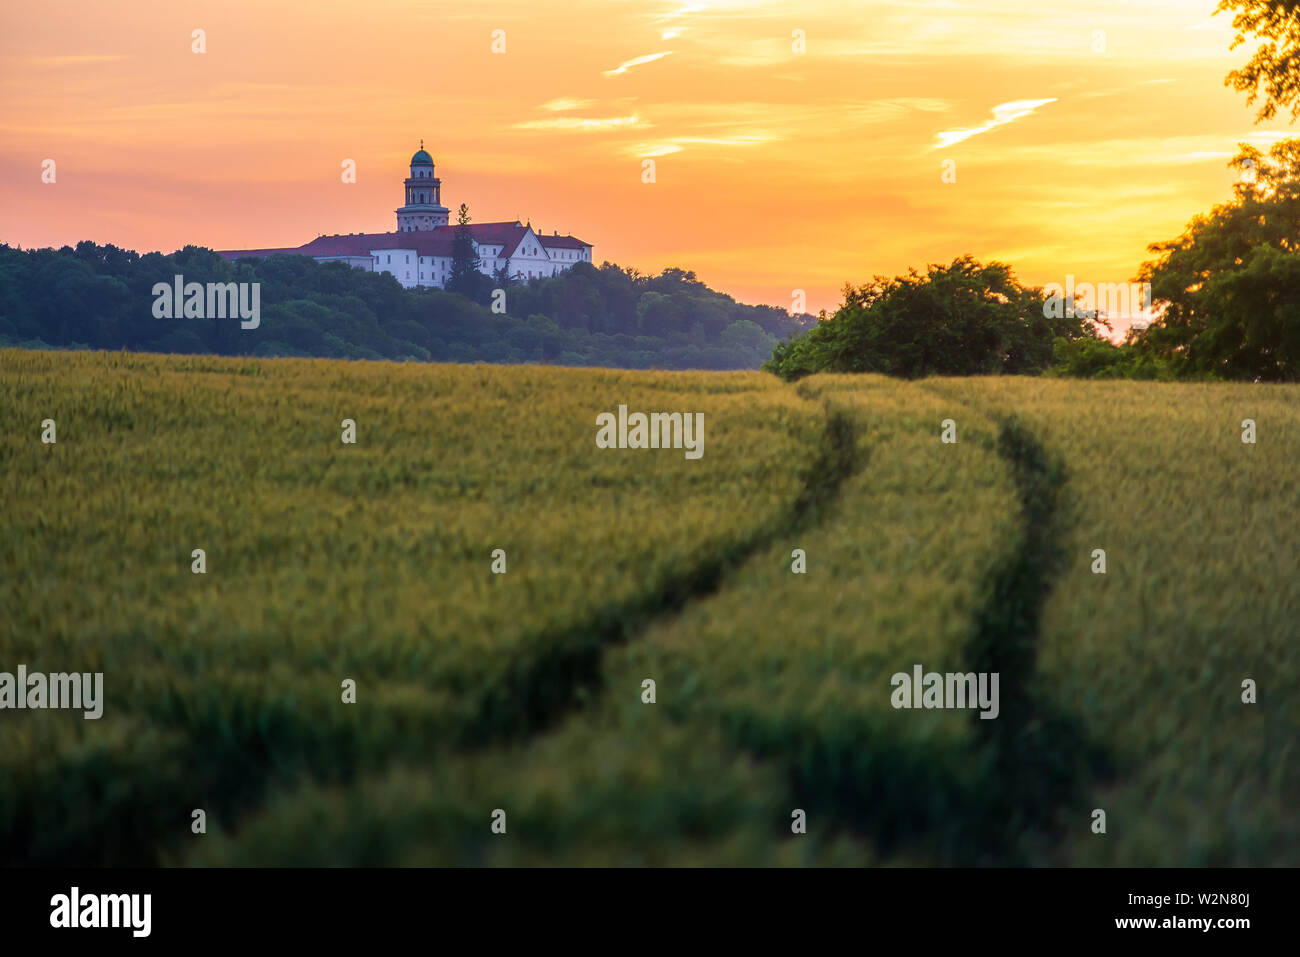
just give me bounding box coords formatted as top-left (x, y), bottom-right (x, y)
top-left (446, 203), bottom-right (481, 297)
top-left (764, 256), bottom-right (1099, 380)
top-left (1136, 140), bottom-right (1300, 380)
top-left (1217, 1), bottom-right (1300, 121)
top-left (634, 290), bottom-right (680, 336)
top-left (491, 255), bottom-right (513, 288)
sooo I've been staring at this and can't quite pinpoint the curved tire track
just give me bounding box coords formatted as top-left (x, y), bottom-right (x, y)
top-left (465, 398), bottom-right (865, 746)
top-left (739, 414), bottom-right (1112, 864)
top-left (463, 399), bottom-right (1112, 865)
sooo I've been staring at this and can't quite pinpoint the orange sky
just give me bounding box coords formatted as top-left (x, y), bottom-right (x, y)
top-left (1, 0), bottom-right (1294, 327)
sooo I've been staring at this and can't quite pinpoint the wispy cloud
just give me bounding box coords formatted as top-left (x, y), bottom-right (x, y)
top-left (1243, 130), bottom-right (1294, 144)
top-left (604, 52), bottom-right (672, 76)
top-left (934, 98), bottom-right (1057, 149)
top-left (515, 115), bottom-right (645, 132)
top-left (540, 98), bottom-right (596, 112)
top-left (626, 134), bottom-right (772, 157)
top-left (636, 143), bottom-right (683, 157)
top-left (1172, 150), bottom-right (1234, 162)
top-left (646, 97), bottom-right (949, 133)
top-left (652, 2), bottom-right (708, 23)
top-left (955, 133), bottom-right (1277, 169)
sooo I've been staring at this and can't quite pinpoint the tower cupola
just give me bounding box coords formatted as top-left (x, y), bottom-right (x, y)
top-left (396, 139), bottom-right (449, 232)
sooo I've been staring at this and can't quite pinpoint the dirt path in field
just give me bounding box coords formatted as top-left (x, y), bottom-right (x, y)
top-left (710, 410), bottom-right (1111, 864)
top-left (459, 390), bottom-right (1112, 864)
top-left (462, 396), bottom-right (865, 746)
top-left (956, 416), bottom-right (1114, 863)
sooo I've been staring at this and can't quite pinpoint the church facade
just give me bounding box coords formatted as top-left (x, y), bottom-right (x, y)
top-left (217, 145), bottom-right (593, 290)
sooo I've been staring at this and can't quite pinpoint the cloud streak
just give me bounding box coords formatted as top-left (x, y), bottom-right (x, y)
top-left (625, 134), bottom-right (773, 157)
top-left (934, 99), bottom-right (1057, 149)
top-left (540, 98), bottom-right (596, 112)
top-left (515, 115), bottom-right (645, 132)
top-left (604, 52), bottom-right (672, 76)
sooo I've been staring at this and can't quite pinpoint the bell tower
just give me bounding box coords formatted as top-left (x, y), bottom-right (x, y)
top-left (396, 140), bottom-right (450, 232)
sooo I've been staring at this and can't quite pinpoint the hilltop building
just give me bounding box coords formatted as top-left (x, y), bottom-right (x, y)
top-left (217, 144), bottom-right (593, 289)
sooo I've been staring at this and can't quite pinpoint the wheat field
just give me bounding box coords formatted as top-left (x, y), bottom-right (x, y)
top-left (1, 349), bottom-right (1295, 865)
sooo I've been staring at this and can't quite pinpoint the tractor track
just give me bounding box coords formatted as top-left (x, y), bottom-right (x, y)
top-left (463, 395), bottom-right (865, 746)
top-left (463, 394), bottom-right (1112, 865)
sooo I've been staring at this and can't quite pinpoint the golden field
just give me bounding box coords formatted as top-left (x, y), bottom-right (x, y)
top-left (1, 350), bottom-right (1295, 865)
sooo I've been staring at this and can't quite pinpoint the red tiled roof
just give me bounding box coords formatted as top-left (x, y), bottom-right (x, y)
top-left (538, 233), bottom-right (592, 250)
top-left (467, 222), bottom-right (592, 255)
top-left (299, 233), bottom-right (402, 256)
top-left (216, 223), bottom-right (592, 262)
top-left (462, 222), bottom-right (527, 252)
top-left (302, 232), bottom-right (460, 258)
top-left (217, 231), bottom-right (456, 260)
top-left (402, 232), bottom-right (457, 258)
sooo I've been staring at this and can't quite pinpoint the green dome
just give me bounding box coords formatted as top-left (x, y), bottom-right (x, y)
top-left (410, 148), bottom-right (434, 166)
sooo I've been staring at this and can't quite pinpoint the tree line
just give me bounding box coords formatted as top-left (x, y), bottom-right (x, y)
top-left (0, 241), bottom-right (809, 370)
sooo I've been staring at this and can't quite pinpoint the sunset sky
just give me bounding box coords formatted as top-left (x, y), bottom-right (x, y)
top-left (2, 0), bottom-right (1294, 326)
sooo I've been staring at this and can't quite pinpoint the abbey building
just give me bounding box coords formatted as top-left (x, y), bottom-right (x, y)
top-left (217, 144), bottom-right (593, 289)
